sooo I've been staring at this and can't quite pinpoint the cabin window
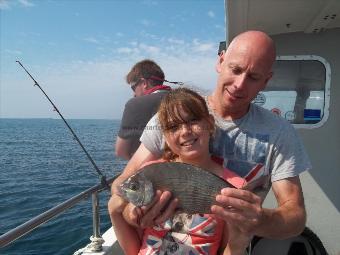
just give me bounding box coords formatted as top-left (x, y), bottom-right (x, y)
top-left (252, 55), bottom-right (331, 129)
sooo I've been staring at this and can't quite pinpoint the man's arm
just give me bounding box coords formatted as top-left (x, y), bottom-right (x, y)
top-left (258, 176), bottom-right (306, 238)
top-left (115, 136), bottom-right (133, 160)
top-left (211, 176), bottom-right (306, 239)
top-left (116, 97), bottom-right (143, 160)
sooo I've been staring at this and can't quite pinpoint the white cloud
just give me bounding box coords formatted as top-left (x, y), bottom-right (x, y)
top-left (84, 37), bottom-right (100, 44)
top-left (192, 39), bottom-right (215, 53)
top-left (116, 47), bottom-right (139, 54)
top-left (194, 43), bottom-right (215, 53)
top-left (139, 43), bottom-right (160, 54)
top-left (47, 42), bottom-right (57, 47)
top-left (215, 24), bottom-right (224, 29)
top-left (167, 38), bottom-right (185, 45)
top-left (110, 36), bottom-right (218, 63)
top-left (18, 31), bottom-right (41, 37)
top-left (5, 49), bottom-right (23, 55)
top-left (140, 19), bottom-right (151, 26)
top-left (142, 0), bottom-right (158, 6)
top-left (140, 30), bottom-right (158, 40)
top-left (18, 0), bottom-right (34, 7)
top-left (208, 10), bottom-right (215, 18)
top-left (2, 36), bottom-right (219, 119)
top-left (0, 0), bottom-right (10, 9)
top-left (116, 43), bottom-right (160, 56)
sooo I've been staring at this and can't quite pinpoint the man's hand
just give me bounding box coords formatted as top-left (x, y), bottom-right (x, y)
top-left (122, 190), bottom-right (178, 228)
top-left (213, 177), bottom-right (306, 239)
top-left (211, 187), bottom-right (264, 235)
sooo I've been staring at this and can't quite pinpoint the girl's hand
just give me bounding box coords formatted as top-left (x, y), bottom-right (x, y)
top-left (122, 202), bottom-right (143, 227)
top-left (122, 190), bottom-right (178, 228)
top-left (108, 193), bottom-right (128, 215)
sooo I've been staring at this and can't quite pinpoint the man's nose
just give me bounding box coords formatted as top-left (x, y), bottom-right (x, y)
top-left (234, 73), bottom-right (247, 90)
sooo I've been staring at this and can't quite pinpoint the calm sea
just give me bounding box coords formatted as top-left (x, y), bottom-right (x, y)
top-left (0, 118), bottom-right (126, 255)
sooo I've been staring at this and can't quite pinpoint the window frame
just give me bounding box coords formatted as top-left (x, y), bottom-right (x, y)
top-left (270, 55), bottom-right (331, 129)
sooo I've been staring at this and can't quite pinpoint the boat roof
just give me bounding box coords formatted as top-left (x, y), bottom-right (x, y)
top-left (226, 0), bottom-right (340, 42)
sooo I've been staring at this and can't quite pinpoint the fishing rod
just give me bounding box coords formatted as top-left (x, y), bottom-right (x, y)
top-left (16, 60), bottom-right (109, 190)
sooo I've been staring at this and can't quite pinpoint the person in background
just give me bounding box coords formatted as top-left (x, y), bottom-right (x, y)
top-left (109, 88), bottom-right (251, 255)
top-left (109, 30), bottom-right (311, 244)
top-left (115, 59), bottom-right (171, 160)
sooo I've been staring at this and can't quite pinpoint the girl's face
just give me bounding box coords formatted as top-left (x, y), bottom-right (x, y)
top-left (163, 108), bottom-right (211, 162)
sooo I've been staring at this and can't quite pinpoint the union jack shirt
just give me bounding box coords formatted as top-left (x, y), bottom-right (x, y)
top-left (137, 161), bottom-right (247, 255)
top-left (138, 212), bottom-right (224, 255)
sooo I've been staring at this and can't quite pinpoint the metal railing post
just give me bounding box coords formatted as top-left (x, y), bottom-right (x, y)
top-left (85, 191), bottom-right (105, 252)
top-left (92, 191), bottom-right (101, 238)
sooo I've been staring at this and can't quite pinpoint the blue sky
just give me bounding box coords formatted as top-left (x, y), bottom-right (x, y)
top-left (1, 0), bottom-right (226, 119)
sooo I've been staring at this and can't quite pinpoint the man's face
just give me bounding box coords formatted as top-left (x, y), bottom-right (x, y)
top-left (215, 43), bottom-right (273, 117)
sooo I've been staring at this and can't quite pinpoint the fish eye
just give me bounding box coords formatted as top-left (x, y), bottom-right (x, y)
top-left (129, 182), bottom-right (139, 191)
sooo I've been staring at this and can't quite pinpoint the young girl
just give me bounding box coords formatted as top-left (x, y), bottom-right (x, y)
top-left (109, 88), bottom-right (250, 255)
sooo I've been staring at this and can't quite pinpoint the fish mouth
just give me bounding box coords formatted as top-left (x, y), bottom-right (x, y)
top-left (180, 138), bottom-right (198, 146)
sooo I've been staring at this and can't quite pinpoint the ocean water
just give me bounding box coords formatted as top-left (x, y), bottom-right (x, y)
top-left (0, 118), bottom-right (126, 255)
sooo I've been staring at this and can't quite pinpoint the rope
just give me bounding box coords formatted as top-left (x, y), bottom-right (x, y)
top-left (72, 235), bottom-right (104, 255)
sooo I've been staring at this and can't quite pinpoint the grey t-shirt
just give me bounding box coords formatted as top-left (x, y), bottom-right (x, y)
top-left (140, 103), bottom-right (311, 196)
top-left (118, 91), bottom-right (168, 155)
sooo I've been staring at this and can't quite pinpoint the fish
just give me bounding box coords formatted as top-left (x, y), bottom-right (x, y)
top-left (118, 161), bottom-right (234, 214)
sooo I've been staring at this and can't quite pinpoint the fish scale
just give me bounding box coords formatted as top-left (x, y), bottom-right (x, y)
top-left (128, 162), bottom-right (232, 214)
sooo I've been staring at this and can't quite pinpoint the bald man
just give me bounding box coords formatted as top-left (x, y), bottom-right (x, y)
top-left (109, 31), bottom-right (311, 246)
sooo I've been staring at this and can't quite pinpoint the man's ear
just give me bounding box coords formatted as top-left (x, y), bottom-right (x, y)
top-left (141, 79), bottom-right (149, 90)
top-left (215, 51), bottom-right (225, 73)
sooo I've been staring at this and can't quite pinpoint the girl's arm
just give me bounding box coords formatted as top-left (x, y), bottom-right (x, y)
top-left (108, 194), bottom-right (141, 255)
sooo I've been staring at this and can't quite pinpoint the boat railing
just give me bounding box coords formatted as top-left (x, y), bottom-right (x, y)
top-left (0, 176), bottom-right (117, 251)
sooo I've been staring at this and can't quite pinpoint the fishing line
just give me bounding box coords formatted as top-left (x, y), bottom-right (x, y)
top-left (16, 60), bottom-right (109, 190)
